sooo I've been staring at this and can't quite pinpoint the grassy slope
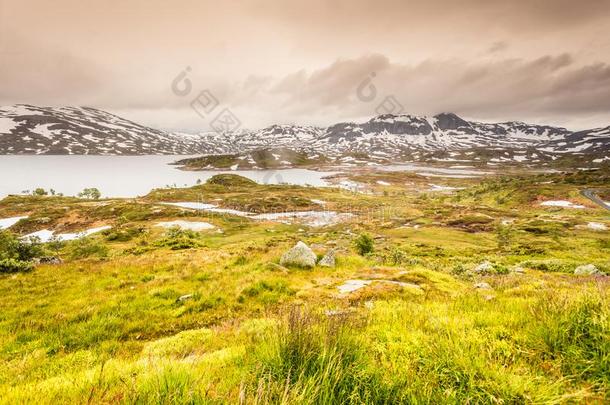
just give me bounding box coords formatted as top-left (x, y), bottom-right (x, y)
top-left (0, 170), bottom-right (608, 403)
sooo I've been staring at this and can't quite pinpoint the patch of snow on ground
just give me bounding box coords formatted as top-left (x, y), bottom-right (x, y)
top-left (587, 222), bottom-right (607, 231)
top-left (163, 202), bottom-right (353, 227)
top-left (416, 172), bottom-right (478, 179)
top-left (337, 180), bottom-right (367, 193)
top-left (21, 225), bottom-right (111, 243)
top-left (540, 200), bottom-right (586, 209)
top-left (31, 123), bottom-right (59, 140)
top-left (163, 202), bottom-right (250, 216)
top-left (0, 216), bottom-right (28, 230)
top-left (0, 117), bottom-right (19, 134)
top-left (592, 157), bottom-right (610, 163)
top-left (428, 184), bottom-right (463, 192)
top-left (155, 220), bottom-right (215, 231)
top-left (253, 211), bottom-right (354, 227)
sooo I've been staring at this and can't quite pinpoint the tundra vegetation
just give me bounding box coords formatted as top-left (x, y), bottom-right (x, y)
top-left (0, 168), bottom-right (608, 403)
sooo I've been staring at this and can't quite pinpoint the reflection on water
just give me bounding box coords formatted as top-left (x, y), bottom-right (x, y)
top-left (0, 155), bottom-right (335, 198)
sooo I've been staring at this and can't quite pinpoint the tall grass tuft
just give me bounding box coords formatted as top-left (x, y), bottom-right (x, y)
top-left (250, 306), bottom-right (397, 404)
top-left (531, 291), bottom-right (609, 391)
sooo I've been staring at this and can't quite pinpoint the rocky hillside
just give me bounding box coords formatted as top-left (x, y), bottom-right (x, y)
top-left (0, 105), bottom-right (228, 155)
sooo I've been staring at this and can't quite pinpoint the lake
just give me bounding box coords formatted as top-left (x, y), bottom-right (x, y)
top-left (0, 156), bottom-right (336, 198)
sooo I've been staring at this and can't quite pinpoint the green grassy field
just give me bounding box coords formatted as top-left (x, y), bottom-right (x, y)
top-left (0, 169), bottom-right (608, 403)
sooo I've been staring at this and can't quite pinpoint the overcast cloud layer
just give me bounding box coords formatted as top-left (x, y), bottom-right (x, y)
top-left (1, 0), bottom-right (610, 131)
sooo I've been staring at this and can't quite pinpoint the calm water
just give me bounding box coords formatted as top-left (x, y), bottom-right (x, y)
top-left (0, 156), bottom-right (335, 198)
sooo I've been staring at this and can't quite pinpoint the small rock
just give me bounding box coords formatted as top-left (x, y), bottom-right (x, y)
top-left (318, 249), bottom-right (336, 267)
top-left (265, 262), bottom-right (289, 273)
top-left (474, 261), bottom-right (494, 274)
top-left (33, 256), bottom-right (63, 265)
top-left (337, 280), bottom-right (372, 294)
top-left (574, 264), bottom-right (604, 276)
top-left (474, 282), bottom-right (492, 290)
top-left (510, 266), bottom-right (525, 274)
top-left (178, 294), bottom-right (193, 302)
top-left (280, 241), bottom-right (317, 268)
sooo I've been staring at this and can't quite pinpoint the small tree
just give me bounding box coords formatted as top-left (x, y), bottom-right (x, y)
top-left (78, 187), bottom-right (101, 200)
top-left (354, 233), bottom-right (374, 256)
top-left (32, 188), bottom-right (48, 196)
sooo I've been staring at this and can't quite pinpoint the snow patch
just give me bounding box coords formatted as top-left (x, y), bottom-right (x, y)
top-left (155, 220), bottom-right (215, 231)
top-left (0, 117), bottom-right (19, 134)
top-left (163, 202), bottom-right (353, 227)
top-left (540, 200), bottom-right (586, 209)
top-left (0, 216), bottom-right (28, 230)
top-left (21, 225), bottom-right (111, 243)
top-left (587, 222), bottom-right (607, 231)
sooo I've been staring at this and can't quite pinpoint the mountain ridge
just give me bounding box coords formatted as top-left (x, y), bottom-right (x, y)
top-left (1, 104), bottom-right (608, 166)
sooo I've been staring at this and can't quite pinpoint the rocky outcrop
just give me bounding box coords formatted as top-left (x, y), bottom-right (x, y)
top-left (318, 249), bottom-right (336, 267)
top-left (574, 264), bottom-right (604, 276)
top-left (280, 241), bottom-right (317, 268)
top-left (474, 261), bottom-right (494, 274)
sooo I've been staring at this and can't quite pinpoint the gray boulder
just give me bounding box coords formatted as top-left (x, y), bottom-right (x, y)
top-left (280, 241), bottom-right (317, 268)
top-left (33, 256), bottom-right (63, 265)
top-left (574, 264), bottom-right (604, 276)
top-left (474, 261), bottom-right (494, 274)
top-left (510, 265), bottom-right (525, 274)
top-left (474, 282), bottom-right (492, 290)
top-left (318, 249), bottom-right (336, 268)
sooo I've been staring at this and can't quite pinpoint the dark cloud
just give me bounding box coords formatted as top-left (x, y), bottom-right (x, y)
top-left (1, 0), bottom-right (610, 130)
top-left (222, 53), bottom-right (610, 129)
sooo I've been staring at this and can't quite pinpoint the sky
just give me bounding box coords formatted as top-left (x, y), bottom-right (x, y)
top-left (1, 0), bottom-right (610, 132)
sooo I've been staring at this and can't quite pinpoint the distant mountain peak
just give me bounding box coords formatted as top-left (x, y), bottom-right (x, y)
top-left (433, 112), bottom-right (471, 131)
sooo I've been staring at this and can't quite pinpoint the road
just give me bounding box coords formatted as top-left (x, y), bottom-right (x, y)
top-left (581, 189), bottom-right (610, 212)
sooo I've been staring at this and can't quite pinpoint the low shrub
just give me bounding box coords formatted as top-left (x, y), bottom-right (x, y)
top-left (154, 227), bottom-right (204, 250)
top-left (68, 238), bottom-right (109, 260)
top-left (0, 230), bottom-right (48, 266)
top-left (104, 225), bottom-right (145, 242)
top-left (0, 258), bottom-right (33, 273)
top-left (354, 233), bottom-right (374, 256)
top-left (521, 259), bottom-right (575, 273)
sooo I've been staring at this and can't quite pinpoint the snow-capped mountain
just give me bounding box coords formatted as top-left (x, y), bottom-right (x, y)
top-left (0, 105), bottom-right (608, 165)
top-left (0, 104), bottom-right (228, 155)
